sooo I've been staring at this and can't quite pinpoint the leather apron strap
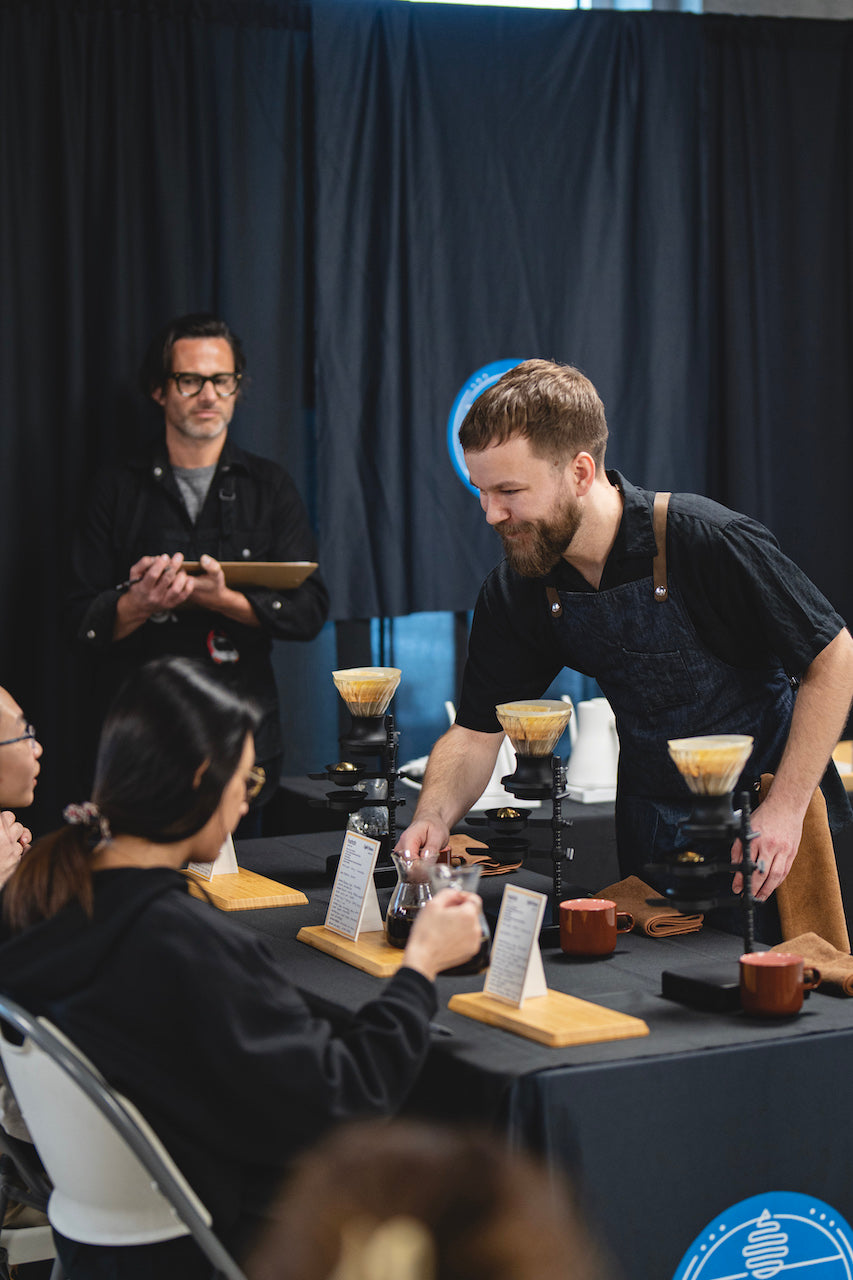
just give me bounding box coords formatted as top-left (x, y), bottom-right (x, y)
top-left (546, 490), bottom-right (671, 614)
top-left (652, 492), bottom-right (671, 602)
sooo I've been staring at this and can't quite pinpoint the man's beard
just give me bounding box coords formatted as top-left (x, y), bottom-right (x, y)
top-left (496, 503), bottom-right (582, 578)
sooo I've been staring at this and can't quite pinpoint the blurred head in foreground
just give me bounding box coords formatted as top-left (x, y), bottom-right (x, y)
top-left (248, 1119), bottom-right (611, 1280)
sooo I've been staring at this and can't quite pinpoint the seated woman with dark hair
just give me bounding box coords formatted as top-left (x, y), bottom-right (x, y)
top-left (0, 657), bottom-right (483, 1280)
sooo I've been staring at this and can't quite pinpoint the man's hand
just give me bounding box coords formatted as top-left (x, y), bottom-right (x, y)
top-left (113, 553), bottom-right (194, 640)
top-left (730, 627), bottom-right (853, 900)
top-left (395, 814), bottom-right (451, 861)
top-left (731, 793), bottom-right (803, 901)
top-left (187, 555), bottom-right (259, 627)
top-left (186, 553), bottom-right (228, 607)
top-left (0, 810), bottom-right (30, 888)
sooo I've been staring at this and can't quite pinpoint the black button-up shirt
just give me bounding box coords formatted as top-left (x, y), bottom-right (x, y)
top-left (66, 437), bottom-right (329, 761)
top-left (457, 471), bottom-right (845, 735)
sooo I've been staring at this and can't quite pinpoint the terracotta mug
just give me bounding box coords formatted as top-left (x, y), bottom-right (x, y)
top-left (739, 951), bottom-right (821, 1017)
top-left (559, 898), bottom-right (634, 957)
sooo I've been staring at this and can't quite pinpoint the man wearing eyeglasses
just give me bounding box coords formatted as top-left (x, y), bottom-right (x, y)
top-left (66, 314), bottom-right (329, 811)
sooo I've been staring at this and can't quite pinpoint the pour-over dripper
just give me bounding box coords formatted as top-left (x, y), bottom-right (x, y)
top-left (667, 735), bottom-right (754, 796)
top-left (495, 700), bottom-right (573, 756)
top-left (333, 667), bottom-right (402, 754)
top-left (666, 733), bottom-right (755, 837)
top-left (332, 667), bottom-right (401, 717)
top-left (495, 700), bottom-right (573, 796)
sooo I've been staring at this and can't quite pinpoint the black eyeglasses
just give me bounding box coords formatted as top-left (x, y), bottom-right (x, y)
top-left (0, 723), bottom-right (37, 748)
top-left (168, 372), bottom-right (241, 398)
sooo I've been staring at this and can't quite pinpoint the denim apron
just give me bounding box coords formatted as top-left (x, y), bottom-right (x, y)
top-left (546, 499), bottom-right (795, 879)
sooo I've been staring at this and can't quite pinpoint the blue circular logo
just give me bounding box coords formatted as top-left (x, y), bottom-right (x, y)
top-left (447, 359), bottom-right (524, 495)
top-left (674, 1192), bottom-right (853, 1279)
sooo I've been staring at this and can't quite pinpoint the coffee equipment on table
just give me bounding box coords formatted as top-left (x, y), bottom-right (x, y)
top-left (559, 898), bottom-right (633, 957)
top-left (309, 667), bottom-right (408, 883)
top-left (429, 861), bottom-right (492, 974)
top-left (739, 951), bottom-right (821, 1017)
top-left (648, 734), bottom-right (760, 939)
top-left (468, 700), bottom-right (576, 946)
top-left (652, 734), bottom-right (767, 1011)
top-left (332, 666), bottom-right (401, 754)
top-left (495, 700), bottom-right (574, 797)
top-left (385, 850), bottom-right (436, 949)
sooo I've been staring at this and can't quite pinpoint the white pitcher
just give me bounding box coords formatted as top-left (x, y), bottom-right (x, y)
top-left (562, 696), bottom-right (619, 790)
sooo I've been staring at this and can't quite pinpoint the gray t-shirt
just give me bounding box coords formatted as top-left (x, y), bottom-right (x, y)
top-left (172, 464), bottom-right (216, 525)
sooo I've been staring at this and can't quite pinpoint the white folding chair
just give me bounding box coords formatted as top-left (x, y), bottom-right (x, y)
top-left (0, 995), bottom-right (246, 1280)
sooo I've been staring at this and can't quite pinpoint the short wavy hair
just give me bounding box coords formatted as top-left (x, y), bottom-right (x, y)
top-left (459, 359), bottom-right (608, 466)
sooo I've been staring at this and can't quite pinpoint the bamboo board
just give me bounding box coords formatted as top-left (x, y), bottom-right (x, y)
top-left (186, 868), bottom-right (308, 911)
top-left (297, 925), bottom-right (405, 978)
top-left (448, 989), bottom-right (649, 1047)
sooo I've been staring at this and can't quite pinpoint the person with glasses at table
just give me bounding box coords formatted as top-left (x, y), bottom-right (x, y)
top-left (0, 658), bottom-right (483, 1280)
top-left (0, 686), bottom-right (46, 1225)
top-left (66, 314), bottom-right (329, 822)
top-left (0, 688), bottom-right (42, 889)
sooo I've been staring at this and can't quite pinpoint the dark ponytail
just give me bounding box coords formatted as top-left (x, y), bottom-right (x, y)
top-left (3, 658), bottom-right (260, 932)
top-left (4, 825), bottom-right (98, 931)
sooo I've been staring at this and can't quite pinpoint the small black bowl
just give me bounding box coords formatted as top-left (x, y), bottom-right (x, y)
top-left (484, 806), bottom-right (530, 834)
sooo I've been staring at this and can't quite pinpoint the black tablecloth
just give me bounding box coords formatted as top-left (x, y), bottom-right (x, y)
top-left (235, 831), bottom-right (853, 1280)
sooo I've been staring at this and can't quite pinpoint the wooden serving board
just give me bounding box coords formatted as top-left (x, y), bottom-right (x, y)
top-left (448, 989), bottom-right (649, 1047)
top-left (297, 925), bottom-right (406, 978)
top-left (186, 868), bottom-right (308, 911)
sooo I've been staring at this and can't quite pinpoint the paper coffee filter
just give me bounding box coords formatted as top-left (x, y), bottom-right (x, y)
top-left (495, 700), bottom-right (573, 757)
top-left (667, 734), bottom-right (754, 795)
top-left (332, 667), bottom-right (402, 717)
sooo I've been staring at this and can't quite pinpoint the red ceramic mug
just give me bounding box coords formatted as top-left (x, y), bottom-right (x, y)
top-left (559, 898), bottom-right (634, 957)
top-left (739, 951), bottom-right (821, 1017)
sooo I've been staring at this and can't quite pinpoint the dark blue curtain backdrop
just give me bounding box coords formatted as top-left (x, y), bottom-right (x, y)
top-left (3, 0), bottom-right (853, 821)
top-left (705, 15), bottom-right (853, 612)
top-left (0, 0), bottom-right (322, 820)
top-left (313, 5), bottom-right (709, 618)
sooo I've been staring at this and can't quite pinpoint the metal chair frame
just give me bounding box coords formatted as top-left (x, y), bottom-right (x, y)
top-left (0, 995), bottom-right (247, 1280)
top-left (0, 1120), bottom-right (62, 1280)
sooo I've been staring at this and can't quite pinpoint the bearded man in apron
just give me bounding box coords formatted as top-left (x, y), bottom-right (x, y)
top-left (398, 360), bottom-right (853, 939)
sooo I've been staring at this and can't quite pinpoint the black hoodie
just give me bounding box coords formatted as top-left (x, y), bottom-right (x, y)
top-left (0, 867), bottom-right (436, 1255)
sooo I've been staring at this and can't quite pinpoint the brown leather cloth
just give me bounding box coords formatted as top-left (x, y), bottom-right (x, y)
top-left (771, 931), bottom-right (853, 996)
top-left (759, 775), bottom-right (850, 953)
top-left (596, 874), bottom-right (703, 937)
top-left (446, 833), bottom-right (522, 877)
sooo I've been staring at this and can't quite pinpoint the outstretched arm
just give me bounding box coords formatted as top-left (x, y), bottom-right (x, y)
top-left (734, 627), bottom-right (853, 900)
top-left (395, 724), bottom-right (503, 857)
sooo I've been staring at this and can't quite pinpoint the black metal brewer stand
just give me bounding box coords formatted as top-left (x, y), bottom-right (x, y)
top-left (308, 713), bottom-right (407, 887)
top-left (467, 754), bottom-right (575, 947)
top-left (647, 789), bottom-right (763, 1010)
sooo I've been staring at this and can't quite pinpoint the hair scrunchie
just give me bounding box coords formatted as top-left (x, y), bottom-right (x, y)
top-left (62, 801), bottom-right (112, 845)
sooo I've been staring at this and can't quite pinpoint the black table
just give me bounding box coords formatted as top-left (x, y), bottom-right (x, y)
top-left (235, 830), bottom-right (853, 1280)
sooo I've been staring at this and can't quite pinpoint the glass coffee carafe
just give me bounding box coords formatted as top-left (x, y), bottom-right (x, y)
top-left (385, 851), bottom-right (436, 949)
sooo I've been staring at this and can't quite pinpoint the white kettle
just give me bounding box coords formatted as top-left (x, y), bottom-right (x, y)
top-left (561, 696), bottom-right (619, 791)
